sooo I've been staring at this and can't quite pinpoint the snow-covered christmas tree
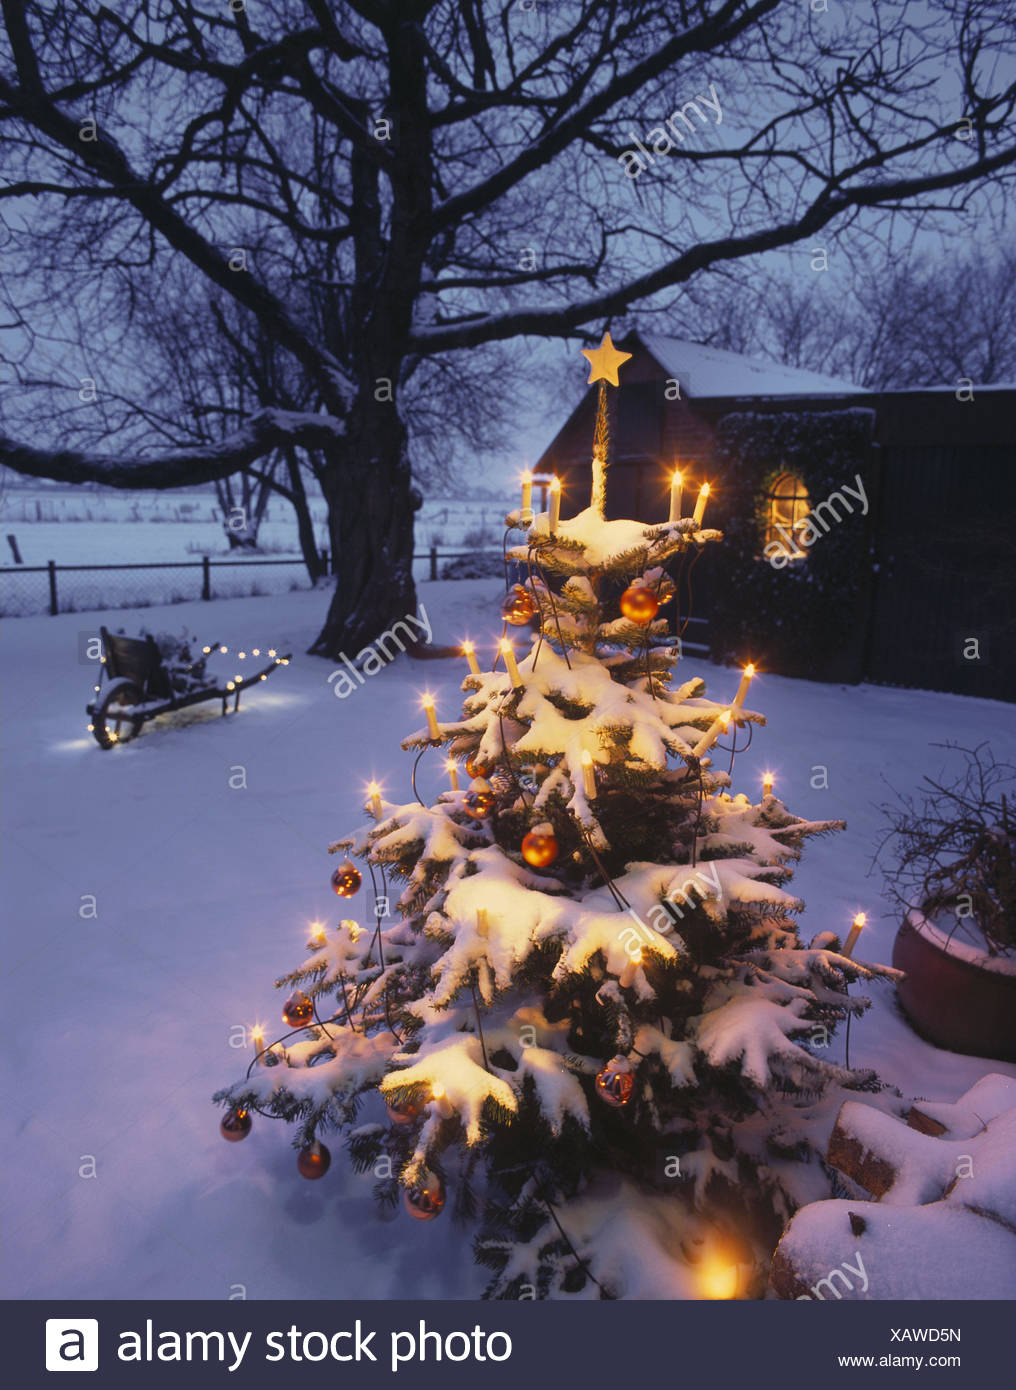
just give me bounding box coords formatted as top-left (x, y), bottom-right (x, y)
top-left (216, 333), bottom-right (894, 1298)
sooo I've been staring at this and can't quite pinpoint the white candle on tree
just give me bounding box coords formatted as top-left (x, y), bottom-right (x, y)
top-left (619, 948), bottom-right (641, 988)
top-left (669, 469), bottom-right (683, 524)
top-left (430, 1082), bottom-right (454, 1118)
top-left (420, 692), bottom-right (440, 740)
top-left (461, 640), bottom-right (480, 676)
top-left (731, 663), bottom-right (755, 712)
top-left (366, 780), bottom-right (383, 819)
top-left (520, 469), bottom-right (533, 523)
top-left (693, 482), bottom-right (710, 528)
top-left (548, 476), bottom-right (561, 535)
top-left (445, 758), bottom-right (460, 791)
top-left (252, 1026), bottom-right (266, 1066)
top-left (762, 770), bottom-right (774, 798)
top-left (842, 912), bottom-right (866, 959)
top-left (691, 709), bottom-right (731, 759)
top-left (580, 749), bottom-right (597, 798)
top-left (499, 639), bottom-right (522, 687)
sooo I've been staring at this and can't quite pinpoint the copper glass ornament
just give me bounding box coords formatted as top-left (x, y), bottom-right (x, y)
top-left (404, 1170), bottom-right (446, 1220)
top-left (500, 584), bottom-right (537, 625)
top-left (282, 991), bottom-right (314, 1028)
top-left (595, 1058), bottom-right (636, 1108)
top-left (619, 585), bottom-right (660, 625)
top-left (220, 1106), bottom-right (252, 1142)
top-left (296, 1140), bottom-right (331, 1180)
top-left (521, 827), bottom-right (559, 868)
top-left (463, 778), bottom-right (495, 819)
top-left (331, 859), bottom-right (362, 897)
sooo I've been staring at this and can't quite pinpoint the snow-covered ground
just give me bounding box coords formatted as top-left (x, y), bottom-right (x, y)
top-left (0, 489), bottom-right (510, 615)
top-left (3, 579), bottom-right (1014, 1300)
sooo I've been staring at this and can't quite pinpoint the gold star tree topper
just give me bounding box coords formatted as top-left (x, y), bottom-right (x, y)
top-left (581, 331), bottom-right (633, 386)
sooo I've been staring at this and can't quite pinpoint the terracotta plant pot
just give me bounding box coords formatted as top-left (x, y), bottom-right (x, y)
top-left (893, 913), bottom-right (1016, 1062)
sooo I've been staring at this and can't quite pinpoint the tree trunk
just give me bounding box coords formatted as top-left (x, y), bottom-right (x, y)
top-left (283, 446), bottom-right (326, 584)
top-left (308, 18), bottom-right (430, 661)
top-left (308, 394), bottom-right (417, 659)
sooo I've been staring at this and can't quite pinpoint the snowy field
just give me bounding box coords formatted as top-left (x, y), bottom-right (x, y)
top-left (0, 488), bottom-right (511, 615)
top-left (3, 578), bottom-right (1015, 1300)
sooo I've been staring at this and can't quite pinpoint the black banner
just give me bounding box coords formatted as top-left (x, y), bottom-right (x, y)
top-left (13, 1300), bottom-right (1004, 1386)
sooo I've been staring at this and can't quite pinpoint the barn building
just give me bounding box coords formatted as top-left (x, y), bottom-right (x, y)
top-left (534, 332), bottom-right (1014, 702)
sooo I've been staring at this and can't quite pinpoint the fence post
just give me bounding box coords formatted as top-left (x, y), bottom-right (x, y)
top-left (48, 559), bottom-right (58, 615)
top-left (429, 545), bottom-right (438, 582)
top-left (202, 556), bottom-right (211, 601)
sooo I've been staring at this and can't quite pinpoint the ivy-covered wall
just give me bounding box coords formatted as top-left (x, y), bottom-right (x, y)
top-left (708, 409), bottom-right (877, 684)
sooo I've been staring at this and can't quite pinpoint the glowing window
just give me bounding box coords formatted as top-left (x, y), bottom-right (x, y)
top-left (764, 472), bottom-right (810, 560)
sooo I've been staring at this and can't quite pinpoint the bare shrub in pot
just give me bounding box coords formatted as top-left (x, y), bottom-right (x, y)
top-left (875, 742), bottom-right (1015, 956)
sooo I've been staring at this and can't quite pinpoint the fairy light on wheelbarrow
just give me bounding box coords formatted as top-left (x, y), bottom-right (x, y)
top-left (89, 635), bottom-right (290, 748)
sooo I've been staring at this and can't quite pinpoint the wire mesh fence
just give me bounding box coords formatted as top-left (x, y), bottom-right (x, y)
top-left (0, 548), bottom-right (505, 618)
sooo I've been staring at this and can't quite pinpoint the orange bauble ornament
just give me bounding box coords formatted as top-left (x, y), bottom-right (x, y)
top-left (404, 1170), bottom-right (446, 1221)
top-left (465, 753), bottom-right (491, 780)
top-left (296, 1140), bottom-right (331, 1180)
top-left (282, 991), bottom-right (314, 1028)
top-left (521, 823), bottom-right (559, 868)
top-left (619, 585), bottom-right (660, 625)
top-left (220, 1106), bottom-right (252, 1142)
top-left (500, 584), bottom-right (537, 625)
top-left (463, 777), bottom-right (494, 819)
top-left (386, 1094), bottom-right (424, 1126)
top-left (331, 858), bottom-right (362, 896)
top-left (595, 1056), bottom-right (636, 1108)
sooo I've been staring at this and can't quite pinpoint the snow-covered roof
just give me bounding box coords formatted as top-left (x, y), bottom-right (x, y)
top-left (639, 334), bottom-right (867, 398)
top-left (874, 382), bottom-right (1016, 393)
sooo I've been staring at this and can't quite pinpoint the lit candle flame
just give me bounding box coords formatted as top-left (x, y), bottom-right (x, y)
top-left (698, 1256), bottom-right (739, 1300)
top-left (461, 639), bottom-right (480, 675)
top-left (842, 911), bottom-right (867, 959)
top-left (548, 475), bottom-right (562, 535)
top-left (499, 639), bottom-right (522, 686)
top-left (420, 692), bottom-right (440, 740)
top-left (520, 468), bottom-right (533, 522)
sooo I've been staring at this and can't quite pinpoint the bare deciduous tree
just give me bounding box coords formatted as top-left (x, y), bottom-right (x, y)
top-left (676, 243), bottom-right (1016, 388)
top-left (1, 0), bottom-right (1014, 656)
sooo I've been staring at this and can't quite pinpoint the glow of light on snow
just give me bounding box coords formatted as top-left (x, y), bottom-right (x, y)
top-left (697, 1256), bottom-right (739, 1299)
